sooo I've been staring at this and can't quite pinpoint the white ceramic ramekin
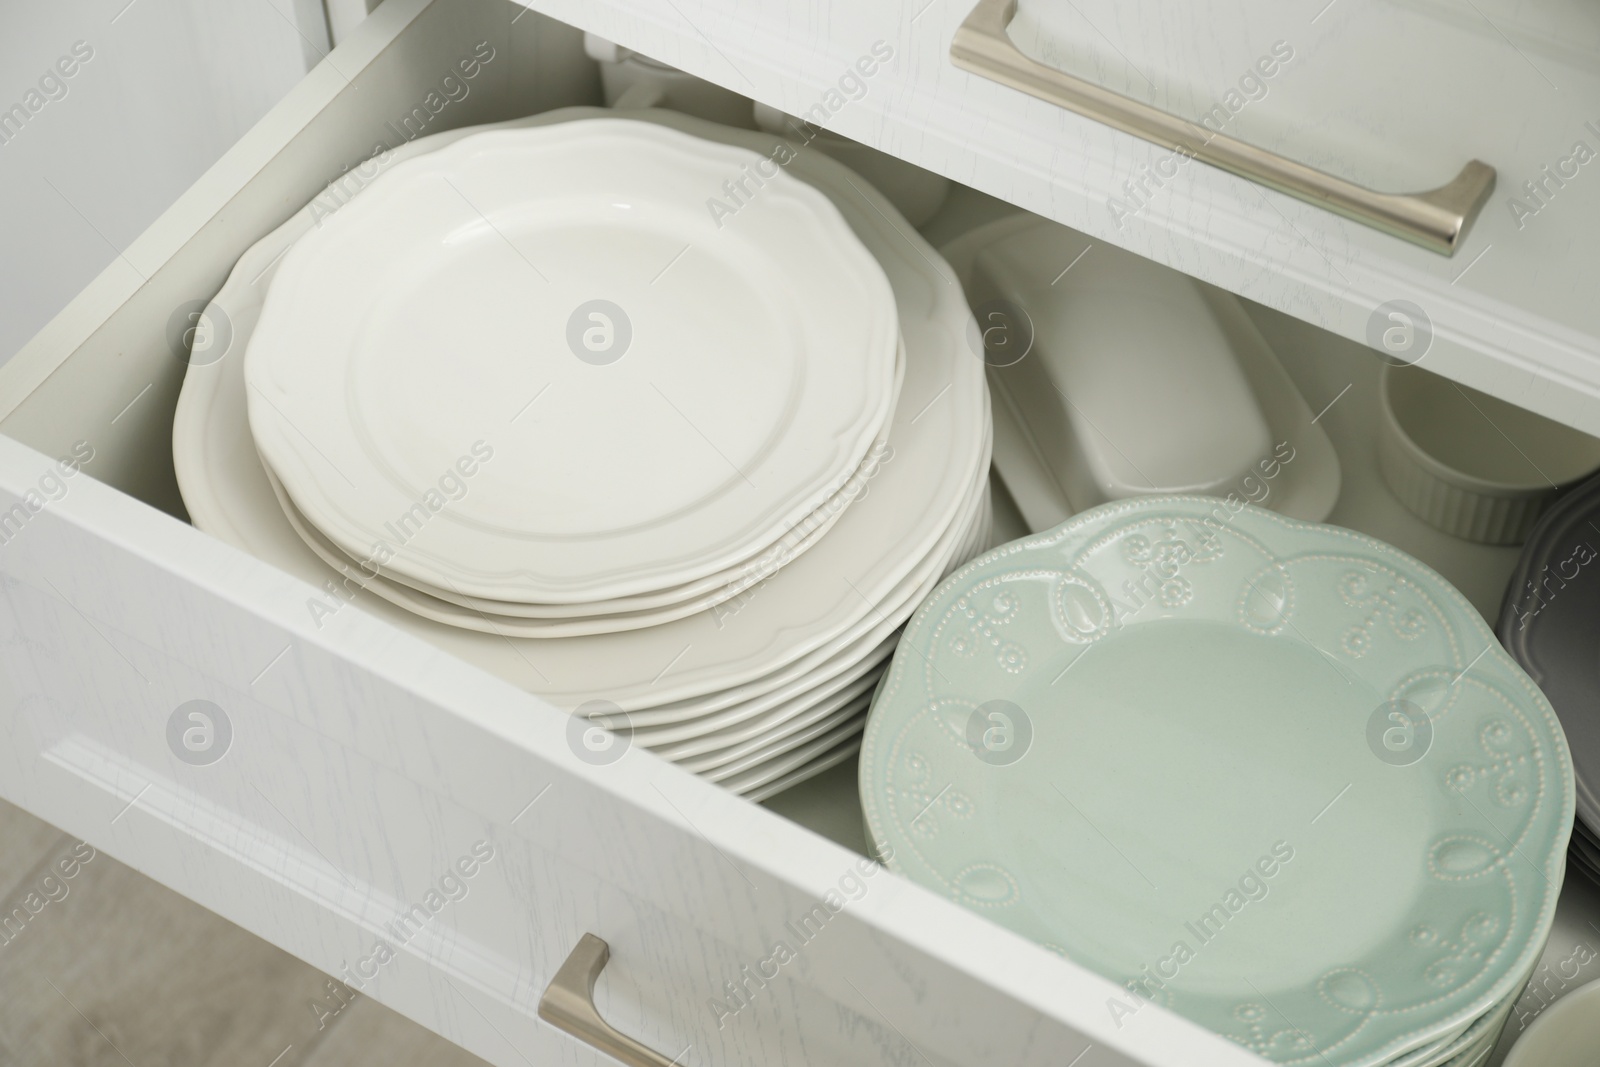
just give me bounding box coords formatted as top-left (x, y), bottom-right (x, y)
top-left (1502, 976), bottom-right (1600, 1067)
top-left (1378, 363), bottom-right (1600, 545)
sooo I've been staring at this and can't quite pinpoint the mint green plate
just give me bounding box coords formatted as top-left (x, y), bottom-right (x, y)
top-left (861, 497), bottom-right (1572, 1067)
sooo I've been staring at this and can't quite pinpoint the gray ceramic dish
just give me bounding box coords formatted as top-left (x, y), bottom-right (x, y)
top-left (1497, 470), bottom-right (1600, 873)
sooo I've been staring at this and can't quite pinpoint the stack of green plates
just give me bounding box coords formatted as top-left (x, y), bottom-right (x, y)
top-left (862, 496), bottom-right (1572, 1067)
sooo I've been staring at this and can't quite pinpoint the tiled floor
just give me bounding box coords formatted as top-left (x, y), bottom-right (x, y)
top-left (0, 799), bottom-right (488, 1067)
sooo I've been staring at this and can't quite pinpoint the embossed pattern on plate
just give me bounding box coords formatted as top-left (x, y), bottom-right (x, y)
top-left (862, 496), bottom-right (1572, 1067)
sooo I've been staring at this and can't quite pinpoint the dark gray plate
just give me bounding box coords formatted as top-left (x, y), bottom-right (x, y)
top-left (1497, 471), bottom-right (1600, 837)
top-left (1566, 839), bottom-right (1600, 887)
top-left (1571, 819), bottom-right (1600, 864)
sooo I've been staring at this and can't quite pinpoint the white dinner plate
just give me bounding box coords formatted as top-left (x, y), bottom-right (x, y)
top-left (742, 739), bottom-right (863, 803)
top-left (258, 341), bottom-right (905, 635)
top-left (247, 119), bottom-right (900, 605)
top-left (624, 482), bottom-right (990, 746)
top-left (376, 340), bottom-right (905, 621)
top-left (264, 410), bottom-right (980, 770)
top-left (604, 465), bottom-right (988, 727)
top-left (262, 428), bottom-right (900, 639)
top-left (689, 681), bottom-right (875, 776)
top-left (174, 107), bottom-right (989, 714)
top-left (634, 636), bottom-right (896, 754)
top-left (720, 712), bottom-right (868, 793)
top-left (253, 380), bottom-right (986, 722)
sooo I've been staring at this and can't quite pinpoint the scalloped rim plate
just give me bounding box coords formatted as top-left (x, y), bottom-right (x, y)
top-left (246, 119), bottom-right (899, 604)
top-left (174, 107), bottom-right (989, 714)
top-left (863, 496), bottom-right (1571, 1067)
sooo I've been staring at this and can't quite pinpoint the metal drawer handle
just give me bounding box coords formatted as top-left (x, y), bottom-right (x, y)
top-left (950, 0), bottom-right (1495, 255)
top-left (539, 934), bottom-right (683, 1067)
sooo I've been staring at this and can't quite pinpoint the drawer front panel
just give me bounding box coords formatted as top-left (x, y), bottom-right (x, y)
top-left (0, 437), bottom-right (1254, 1066)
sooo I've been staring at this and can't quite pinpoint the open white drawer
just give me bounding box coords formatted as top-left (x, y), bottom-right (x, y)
top-left (0, 1), bottom-right (1255, 1065)
top-left (11, 0), bottom-right (1600, 1063)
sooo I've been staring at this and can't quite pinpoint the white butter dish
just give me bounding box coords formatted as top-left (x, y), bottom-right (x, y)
top-left (968, 222), bottom-right (1269, 506)
top-left (939, 212), bottom-right (1340, 525)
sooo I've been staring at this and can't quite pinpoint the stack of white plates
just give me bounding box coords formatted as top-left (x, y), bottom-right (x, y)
top-left (174, 109), bottom-right (991, 798)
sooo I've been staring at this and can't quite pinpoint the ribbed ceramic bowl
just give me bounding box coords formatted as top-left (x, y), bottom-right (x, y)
top-left (1378, 364), bottom-right (1600, 545)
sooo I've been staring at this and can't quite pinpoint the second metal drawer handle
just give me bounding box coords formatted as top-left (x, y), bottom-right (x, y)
top-left (539, 933), bottom-right (683, 1067)
top-left (950, 0), bottom-right (1495, 255)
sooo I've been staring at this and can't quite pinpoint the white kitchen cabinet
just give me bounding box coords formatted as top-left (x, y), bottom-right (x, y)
top-left (0, 0), bottom-right (324, 363)
top-left (325, 0), bottom-right (385, 45)
top-left (0, 0), bottom-right (1592, 1064)
top-left (520, 0), bottom-right (1600, 438)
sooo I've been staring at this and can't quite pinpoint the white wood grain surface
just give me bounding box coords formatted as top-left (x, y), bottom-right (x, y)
top-left (0, 798), bottom-right (492, 1066)
top-left (0, 0), bottom-right (320, 365)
